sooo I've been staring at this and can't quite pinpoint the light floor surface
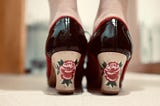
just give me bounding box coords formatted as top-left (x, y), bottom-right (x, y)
top-left (0, 72), bottom-right (160, 106)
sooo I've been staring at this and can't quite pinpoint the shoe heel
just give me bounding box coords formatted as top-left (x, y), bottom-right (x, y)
top-left (98, 52), bottom-right (127, 94)
top-left (51, 51), bottom-right (81, 93)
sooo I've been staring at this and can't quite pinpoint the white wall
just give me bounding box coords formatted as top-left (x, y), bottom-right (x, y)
top-left (138, 0), bottom-right (160, 63)
top-left (138, 0), bottom-right (160, 26)
top-left (26, 0), bottom-right (49, 24)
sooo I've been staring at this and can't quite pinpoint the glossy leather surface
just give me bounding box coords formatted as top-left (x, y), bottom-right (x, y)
top-left (88, 18), bottom-right (132, 59)
top-left (46, 17), bottom-right (87, 57)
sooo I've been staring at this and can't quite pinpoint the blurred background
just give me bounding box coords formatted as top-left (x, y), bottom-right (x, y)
top-left (0, 0), bottom-right (160, 74)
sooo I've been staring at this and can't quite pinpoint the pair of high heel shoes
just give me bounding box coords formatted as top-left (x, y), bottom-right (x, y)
top-left (45, 16), bottom-right (132, 95)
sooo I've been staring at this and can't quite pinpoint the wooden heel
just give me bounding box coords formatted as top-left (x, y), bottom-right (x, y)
top-left (98, 52), bottom-right (127, 94)
top-left (51, 51), bottom-right (81, 93)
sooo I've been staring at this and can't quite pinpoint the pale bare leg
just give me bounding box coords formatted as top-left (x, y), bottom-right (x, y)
top-left (48, 0), bottom-right (81, 26)
top-left (94, 0), bottom-right (128, 30)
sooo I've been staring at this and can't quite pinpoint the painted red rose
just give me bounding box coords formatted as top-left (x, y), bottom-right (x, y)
top-left (104, 62), bottom-right (120, 82)
top-left (59, 60), bottom-right (76, 80)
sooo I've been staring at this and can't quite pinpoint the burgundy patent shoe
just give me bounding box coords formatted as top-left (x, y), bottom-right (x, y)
top-left (45, 16), bottom-right (87, 93)
top-left (86, 17), bottom-right (133, 94)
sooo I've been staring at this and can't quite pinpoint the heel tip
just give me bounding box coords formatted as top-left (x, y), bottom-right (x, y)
top-left (57, 90), bottom-right (74, 95)
top-left (101, 90), bottom-right (119, 95)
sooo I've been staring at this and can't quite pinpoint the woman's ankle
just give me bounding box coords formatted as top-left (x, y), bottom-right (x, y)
top-left (94, 0), bottom-right (128, 31)
top-left (49, 0), bottom-right (81, 26)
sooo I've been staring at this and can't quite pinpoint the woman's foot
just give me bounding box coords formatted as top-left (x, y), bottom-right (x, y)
top-left (46, 0), bottom-right (87, 94)
top-left (86, 0), bottom-right (132, 95)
